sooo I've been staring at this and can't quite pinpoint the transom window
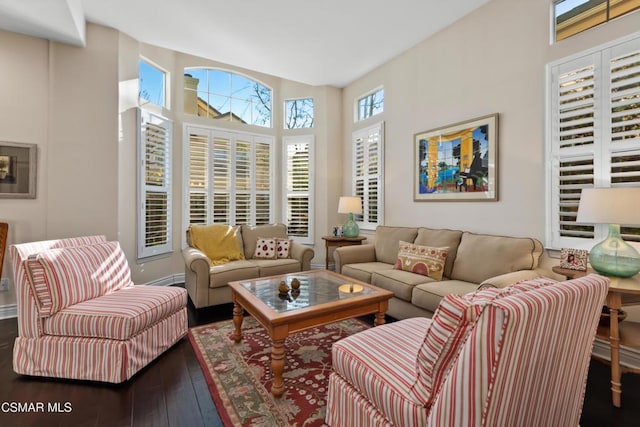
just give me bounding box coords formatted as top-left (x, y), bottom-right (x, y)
top-left (356, 87), bottom-right (384, 122)
top-left (139, 59), bottom-right (167, 108)
top-left (285, 98), bottom-right (314, 129)
top-left (554, 0), bottom-right (640, 42)
top-left (184, 69), bottom-right (272, 127)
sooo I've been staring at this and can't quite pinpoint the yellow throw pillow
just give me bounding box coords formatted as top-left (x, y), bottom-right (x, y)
top-left (190, 224), bottom-right (245, 265)
top-left (393, 241), bottom-right (448, 280)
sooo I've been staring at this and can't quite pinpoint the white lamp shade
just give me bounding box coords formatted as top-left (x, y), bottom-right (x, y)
top-left (338, 196), bottom-right (362, 215)
top-left (576, 187), bottom-right (640, 225)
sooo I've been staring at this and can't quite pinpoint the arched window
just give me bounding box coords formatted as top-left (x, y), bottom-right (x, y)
top-left (184, 68), bottom-right (272, 128)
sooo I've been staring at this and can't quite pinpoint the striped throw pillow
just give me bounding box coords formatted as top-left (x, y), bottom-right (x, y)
top-left (414, 277), bottom-right (557, 404)
top-left (25, 241), bottom-right (133, 316)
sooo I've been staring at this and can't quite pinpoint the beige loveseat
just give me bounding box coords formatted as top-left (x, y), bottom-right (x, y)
top-left (334, 226), bottom-right (549, 320)
top-left (183, 223), bottom-right (314, 309)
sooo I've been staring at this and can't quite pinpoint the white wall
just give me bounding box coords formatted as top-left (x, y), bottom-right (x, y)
top-left (342, 0), bottom-right (640, 241)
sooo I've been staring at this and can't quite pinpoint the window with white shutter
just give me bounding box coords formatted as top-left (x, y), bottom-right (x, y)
top-left (185, 125), bottom-right (274, 234)
top-left (138, 109), bottom-right (173, 258)
top-left (283, 135), bottom-right (314, 244)
top-left (352, 122), bottom-right (384, 230)
top-left (547, 34), bottom-right (640, 249)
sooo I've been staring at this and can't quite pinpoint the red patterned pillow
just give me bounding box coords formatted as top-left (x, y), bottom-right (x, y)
top-left (276, 238), bottom-right (292, 259)
top-left (253, 238), bottom-right (277, 259)
top-left (393, 241), bottom-right (448, 280)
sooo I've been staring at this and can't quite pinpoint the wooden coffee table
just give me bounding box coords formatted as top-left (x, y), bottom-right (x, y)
top-left (228, 269), bottom-right (393, 397)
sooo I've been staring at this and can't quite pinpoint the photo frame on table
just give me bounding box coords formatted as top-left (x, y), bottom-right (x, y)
top-left (560, 248), bottom-right (588, 271)
top-left (414, 113), bottom-right (498, 201)
top-left (0, 141), bottom-right (37, 199)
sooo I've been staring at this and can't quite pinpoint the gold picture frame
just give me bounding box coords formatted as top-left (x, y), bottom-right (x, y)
top-left (414, 113), bottom-right (498, 201)
top-left (0, 141), bottom-right (37, 199)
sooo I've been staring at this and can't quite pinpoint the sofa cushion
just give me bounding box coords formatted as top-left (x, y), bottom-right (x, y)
top-left (414, 228), bottom-right (463, 279)
top-left (416, 277), bottom-right (557, 405)
top-left (241, 224), bottom-right (288, 259)
top-left (43, 286), bottom-right (187, 340)
top-left (253, 238), bottom-right (277, 259)
top-left (372, 269), bottom-right (436, 302)
top-left (209, 260), bottom-right (260, 289)
top-left (189, 224), bottom-right (245, 265)
top-left (412, 280), bottom-right (481, 313)
top-left (331, 317), bottom-right (433, 426)
top-left (450, 232), bottom-right (543, 284)
top-left (276, 238), bottom-right (292, 259)
top-left (25, 241), bottom-right (133, 317)
top-left (374, 226), bottom-right (418, 265)
top-left (250, 258), bottom-right (301, 277)
top-left (394, 241), bottom-right (448, 281)
top-left (342, 262), bottom-right (394, 284)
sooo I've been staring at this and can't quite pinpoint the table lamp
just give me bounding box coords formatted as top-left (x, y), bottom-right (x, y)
top-left (338, 196), bottom-right (362, 238)
top-left (576, 187), bottom-right (640, 277)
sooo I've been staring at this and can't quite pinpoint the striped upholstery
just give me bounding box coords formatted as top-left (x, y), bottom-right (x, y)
top-left (9, 236), bottom-right (188, 383)
top-left (326, 275), bottom-right (607, 426)
top-left (25, 241), bottom-right (132, 317)
top-left (43, 286), bottom-right (187, 340)
top-left (329, 317), bottom-right (432, 426)
top-left (10, 236), bottom-right (107, 338)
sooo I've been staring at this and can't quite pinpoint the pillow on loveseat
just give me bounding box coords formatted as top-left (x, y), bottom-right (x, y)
top-left (393, 241), bottom-right (448, 280)
top-left (253, 237), bottom-right (277, 259)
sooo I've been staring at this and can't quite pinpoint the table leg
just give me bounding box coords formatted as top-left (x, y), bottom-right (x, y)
top-left (271, 338), bottom-right (286, 397)
top-left (610, 307), bottom-right (622, 407)
top-left (325, 242), bottom-right (330, 270)
top-left (231, 302), bottom-right (244, 343)
top-left (374, 311), bottom-right (386, 326)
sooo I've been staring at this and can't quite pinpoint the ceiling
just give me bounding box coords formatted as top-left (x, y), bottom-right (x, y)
top-left (0, 0), bottom-right (490, 87)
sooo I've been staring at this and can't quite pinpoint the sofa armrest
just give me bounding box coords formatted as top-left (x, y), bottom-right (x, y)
top-left (479, 270), bottom-right (542, 289)
top-left (334, 244), bottom-right (377, 273)
top-left (290, 242), bottom-right (314, 271)
top-left (182, 246), bottom-right (211, 309)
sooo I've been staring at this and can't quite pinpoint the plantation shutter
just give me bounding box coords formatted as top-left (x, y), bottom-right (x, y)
top-left (184, 125), bottom-right (273, 232)
top-left (548, 35), bottom-right (640, 249)
top-left (283, 135), bottom-right (314, 243)
top-left (138, 109), bottom-right (172, 258)
top-left (352, 122), bottom-right (384, 230)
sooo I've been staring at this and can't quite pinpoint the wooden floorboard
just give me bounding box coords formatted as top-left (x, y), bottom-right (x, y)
top-left (0, 300), bottom-right (639, 426)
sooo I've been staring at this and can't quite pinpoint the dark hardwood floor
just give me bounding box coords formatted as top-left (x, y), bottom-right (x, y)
top-left (0, 299), bottom-right (639, 426)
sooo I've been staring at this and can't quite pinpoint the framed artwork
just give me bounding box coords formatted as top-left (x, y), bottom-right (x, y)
top-left (414, 113), bottom-right (498, 201)
top-left (0, 141), bottom-right (37, 199)
top-left (560, 248), bottom-right (588, 271)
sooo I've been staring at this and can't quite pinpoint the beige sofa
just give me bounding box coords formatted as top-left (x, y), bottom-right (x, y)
top-left (183, 223), bottom-right (314, 309)
top-left (334, 226), bottom-right (549, 320)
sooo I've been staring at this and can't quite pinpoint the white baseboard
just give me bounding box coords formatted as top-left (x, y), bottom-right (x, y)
top-left (143, 273), bottom-right (185, 286)
top-left (592, 338), bottom-right (640, 369)
top-left (0, 304), bottom-right (17, 320)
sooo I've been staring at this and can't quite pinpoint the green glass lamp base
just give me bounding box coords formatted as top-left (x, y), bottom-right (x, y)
top-left (342, 213), bottom-right (360, 238)
top-left (589, 224), bottom-right (640, 278)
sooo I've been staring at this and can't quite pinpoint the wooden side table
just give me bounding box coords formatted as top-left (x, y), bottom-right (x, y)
top-left (552, 266), bottom-right (640, 408)
top-left (321, 236), bottom-right (366, 270)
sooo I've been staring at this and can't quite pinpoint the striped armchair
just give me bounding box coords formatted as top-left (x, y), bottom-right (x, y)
top-left (10, 235), bottom-right (188, 383)
top-left (326, 274), bottom-right (609, 426)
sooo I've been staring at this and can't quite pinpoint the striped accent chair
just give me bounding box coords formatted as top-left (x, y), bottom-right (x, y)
top-left (326, 274), bottom-right (609, 426)
top-left (10, 235), bottom-right (188, 383)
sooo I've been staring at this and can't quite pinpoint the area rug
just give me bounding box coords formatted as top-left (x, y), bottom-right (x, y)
top-left (188, 317), bottom-right (370, 427)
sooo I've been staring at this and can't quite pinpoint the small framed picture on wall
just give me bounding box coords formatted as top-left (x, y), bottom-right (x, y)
top-left (560, 248), bottom-right (588, 271)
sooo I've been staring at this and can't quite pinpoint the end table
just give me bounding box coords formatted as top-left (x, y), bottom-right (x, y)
top-left (322, 235), bottom-right (366, 270)
top-left (552, 266), bottom-right (640, 408)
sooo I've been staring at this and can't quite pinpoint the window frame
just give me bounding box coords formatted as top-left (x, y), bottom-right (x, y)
top-left (183, 124), bottom-right (275, 245)
top-left (553, 0), bottom-right (640, 42)
top-left (282, 135), bottom-right (314, 244)
top-left (352, 121), bottom-right (385, 231)
top-left (183, 67), bottom-right (273, 128)
top-left (137, 108), bottom-right (173, 259)
top-left (355, 86), bottom-right (384, 122)
top-left (546, 32), bottom-right (640, 250)
top-left (139, 57), bottom-right (168, 109)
